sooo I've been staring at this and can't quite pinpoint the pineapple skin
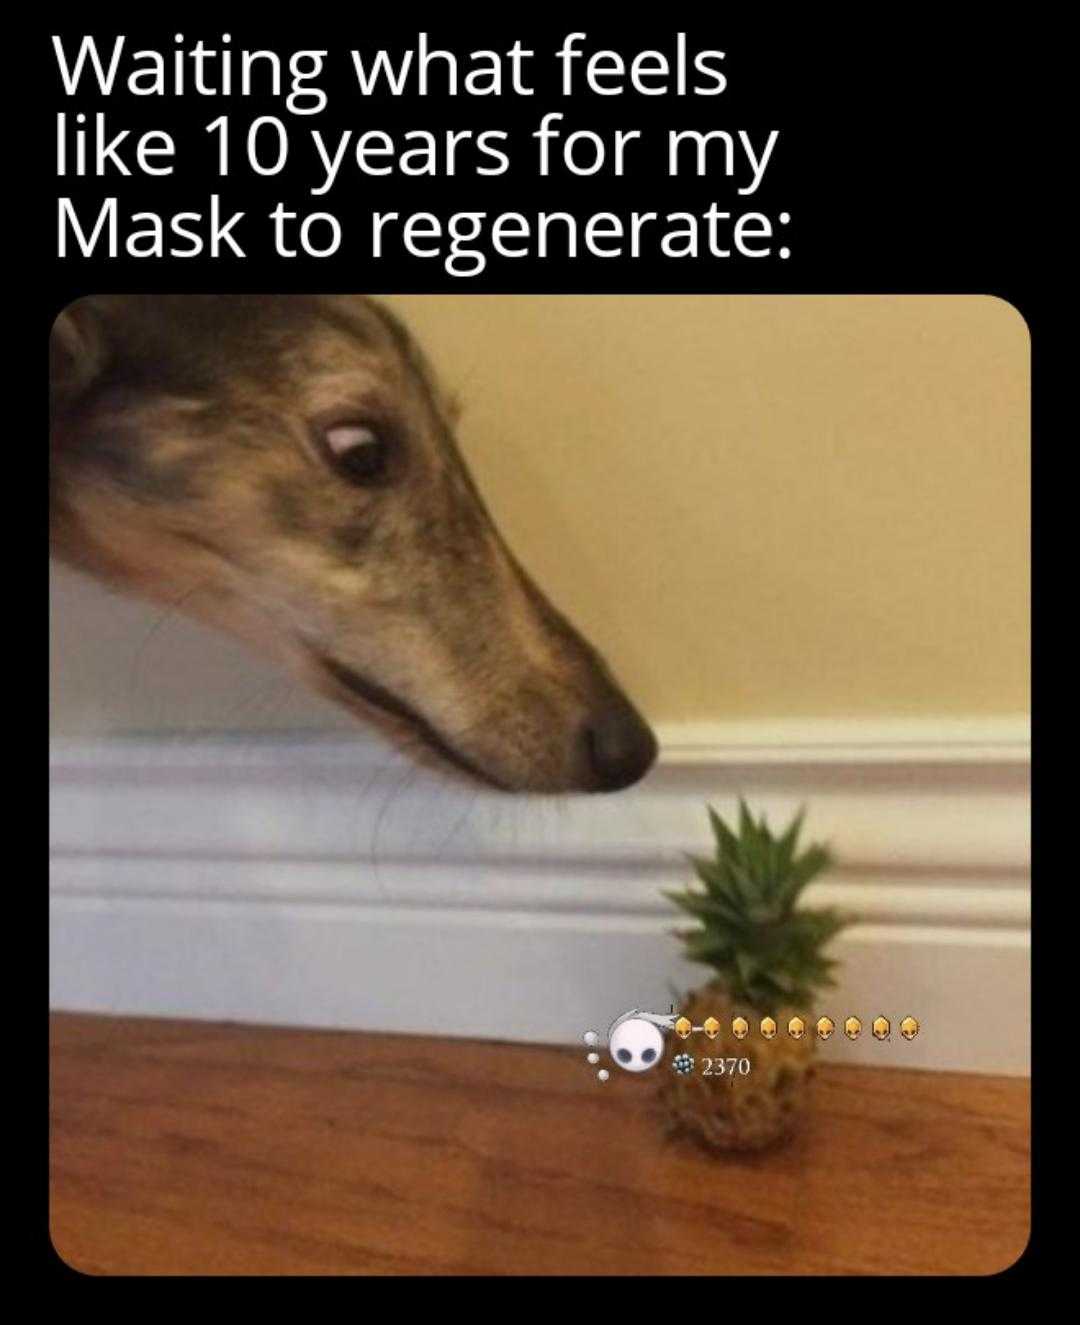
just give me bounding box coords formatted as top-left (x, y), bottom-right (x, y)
top-left (657, 984), bottom-right (816, 1152)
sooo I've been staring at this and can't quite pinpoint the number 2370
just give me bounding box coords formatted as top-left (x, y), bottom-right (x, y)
top-left (702, 1057), bottom-right (751, 1076)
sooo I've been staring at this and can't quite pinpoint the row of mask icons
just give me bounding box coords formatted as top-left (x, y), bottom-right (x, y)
top-left (584, 1011), bottom-right (922, 1081)
top-left (674, 1014), bottom-right (921, 1042)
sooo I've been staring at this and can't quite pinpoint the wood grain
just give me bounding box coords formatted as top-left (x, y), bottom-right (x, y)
top-left (50, 1013), bottom-right (1029, 1276)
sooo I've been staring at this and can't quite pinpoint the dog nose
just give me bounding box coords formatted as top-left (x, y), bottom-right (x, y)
top-left (583, 700), bottom-right (659, 791)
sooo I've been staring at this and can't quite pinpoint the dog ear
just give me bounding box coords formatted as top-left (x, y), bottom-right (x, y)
top-left (50, 298), bottom-right (111, 411)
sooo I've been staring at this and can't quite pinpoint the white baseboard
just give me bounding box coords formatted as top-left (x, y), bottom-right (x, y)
top-left (49, 717), bottom-right (1030, 1075)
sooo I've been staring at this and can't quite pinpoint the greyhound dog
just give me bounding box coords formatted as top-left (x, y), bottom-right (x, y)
top-left (49, 295), bottom-right (657, 792)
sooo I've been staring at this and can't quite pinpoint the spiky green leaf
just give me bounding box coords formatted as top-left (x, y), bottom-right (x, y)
top-left (707, 805), bottom-right (740, 860)
top-left (670, 803), bottom-right (851, 1012)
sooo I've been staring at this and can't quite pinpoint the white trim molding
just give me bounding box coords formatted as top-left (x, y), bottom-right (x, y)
top-left (50, 716), bottom-right (1031, 1075)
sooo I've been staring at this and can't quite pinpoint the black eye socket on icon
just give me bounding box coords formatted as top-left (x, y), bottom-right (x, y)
top-left (617, 1048), bottom-right (633, 1063)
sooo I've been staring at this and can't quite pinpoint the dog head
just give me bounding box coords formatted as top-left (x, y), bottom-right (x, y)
top-left (50, 294), bottom-right (657, 792)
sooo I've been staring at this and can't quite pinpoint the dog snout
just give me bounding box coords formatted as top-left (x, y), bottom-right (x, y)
top-left (505, 570), bottom-right (658, 791)
top-left (580, 694), bottom-right (658, 791)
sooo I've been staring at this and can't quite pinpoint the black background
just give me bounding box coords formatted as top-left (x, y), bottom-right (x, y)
top-left (45, 20), bottom-right (1050, 310)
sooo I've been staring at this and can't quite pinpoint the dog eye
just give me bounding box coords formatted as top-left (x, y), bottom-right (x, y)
top-left (322, 424), bottom-right (389, 484)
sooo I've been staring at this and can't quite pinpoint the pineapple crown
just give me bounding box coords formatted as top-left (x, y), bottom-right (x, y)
top-left (666, 800), bottom-right (851, 1015)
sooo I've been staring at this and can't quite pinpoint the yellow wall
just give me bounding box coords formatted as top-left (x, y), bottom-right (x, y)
top-left (50, 295), bottom-right (1030, 735)
top-left (386, 295), bottom-right (1030, 722)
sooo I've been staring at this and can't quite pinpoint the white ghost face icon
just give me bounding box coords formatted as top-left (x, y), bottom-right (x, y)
top-left (607, 1014), bottom-right (665, 1073)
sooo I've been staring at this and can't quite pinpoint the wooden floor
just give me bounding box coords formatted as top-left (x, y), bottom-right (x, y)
top-left (50, 1013), bottom-right (1029, 1276)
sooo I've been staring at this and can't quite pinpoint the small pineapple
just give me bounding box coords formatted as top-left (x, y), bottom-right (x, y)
top-left (658, 801), bottom-right (850, 1151)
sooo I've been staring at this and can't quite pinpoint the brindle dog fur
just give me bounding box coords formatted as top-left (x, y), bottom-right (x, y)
top-left (50, 295), bottom-right (657, 792)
